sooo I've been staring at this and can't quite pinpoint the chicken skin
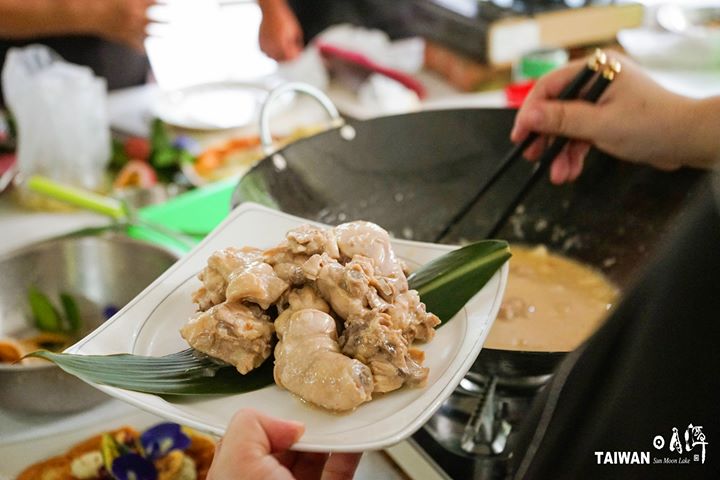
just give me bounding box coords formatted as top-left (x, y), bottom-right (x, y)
top-left (192, 247), bottom-right (263, 311)
top-left (180, 302), bottom-right (273, 374)
top-left (274, 309), bottom-right (373, 411)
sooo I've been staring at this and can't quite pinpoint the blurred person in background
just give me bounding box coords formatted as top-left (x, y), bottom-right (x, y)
top-left (0, 0), bottom-right (154, 103)
top-left (258, 0), bottom-right (304, 62)
top-left (258, 0), bottom-right (408, 62)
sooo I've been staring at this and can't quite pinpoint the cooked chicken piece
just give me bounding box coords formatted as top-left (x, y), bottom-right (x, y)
top-left (288, 285), bottom-right (331, 313)
top-left (263, 246), bottom-right (311, 286)
top-left (341, 311), bottom-right (428, 393)
top-left (263, 225), bottom-right (339, 285)
top-left (386, 290), bottom-right (441, 343)
top-left (275, 285), bottom-right (331, 322)
top-left (315, 256), bottom-right (371, 320)
top-left (226, 260), bottom-right (289, 309)
top-left (314, 252), bottom-right (438, 340)
top-left (286, 224), bottom-right (340, 258)
top-left (334, 221), bottom-right (408, 293)
top-left (180, 302), bottom-right (273, 374)
top-left (301, 254), bottom-right (324, 281)
top-left (192, 247), bottom-right (263, 311)
top-left (274, 309), bottom-right (373, 411)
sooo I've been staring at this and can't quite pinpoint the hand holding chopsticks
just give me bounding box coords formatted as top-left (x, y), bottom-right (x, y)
top-left (484, 57), bottom-right (622, 237)
top-left (434, 50), bottom-right (718, 242)
top-left (508, 49), bottom-right (609, 167)
top-left (433, 50), bottom-right (621, 242)
top-left (513, 51), bottom-right (720, 180)
top-left (529, 58), bottom-right (622, 181)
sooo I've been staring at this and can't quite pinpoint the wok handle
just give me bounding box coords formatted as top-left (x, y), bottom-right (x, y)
top-left (259, 82), bottom-right (344, 155)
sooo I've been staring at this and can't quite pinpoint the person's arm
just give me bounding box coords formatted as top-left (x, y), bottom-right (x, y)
top-left (683, 96), bottom-right (720, 169)
top-left (0, 0), bottom-right (86, 38)
top-left (0, 0), bottom-right (153, 52)
top-left (258, 0), bottom-right (303, 61)
top-left (511, 53), bottom-right (720, 184)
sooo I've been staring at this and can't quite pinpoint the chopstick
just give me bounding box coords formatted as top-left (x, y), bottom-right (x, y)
top-left (433, 50), bottom-right (609, 243)
top-left (506, 49), bottom-right (608, 166)
top-left (485, 59), bottom-right (622, 238)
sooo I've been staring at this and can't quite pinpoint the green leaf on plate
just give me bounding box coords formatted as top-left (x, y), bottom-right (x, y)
top-left (408, 240), bottom-right (511, 324)
top-left (29, 239), bottom-right (510, 395)
top-left (28, 286), bottom-right (62, 332)
top-left (27, 348), bottom-right (275, 395)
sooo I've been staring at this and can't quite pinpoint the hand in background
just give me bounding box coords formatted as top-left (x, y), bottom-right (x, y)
top-left (510, 53), bottom-right (718, 184)
top-left (88, 0), bottom-right (154, 52)
top-left (0, 0), bottom-right (153, 52)
top-left (208, 409), bottom-right (362, 480)
top-left (258, 0), bottom-right (304, 62)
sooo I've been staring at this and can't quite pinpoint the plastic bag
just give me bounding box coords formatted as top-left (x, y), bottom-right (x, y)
top-left (2, 45), bottom-right (110, 191)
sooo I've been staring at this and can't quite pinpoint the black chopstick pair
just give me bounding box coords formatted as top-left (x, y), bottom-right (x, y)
top-left (433, 50), bottom-right (622, 242)
top-left (485, 52), bottom-right (621, 238)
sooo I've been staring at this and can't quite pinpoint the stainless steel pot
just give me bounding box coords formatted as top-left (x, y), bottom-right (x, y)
top-left (0, 226), bottom-right (178, 413)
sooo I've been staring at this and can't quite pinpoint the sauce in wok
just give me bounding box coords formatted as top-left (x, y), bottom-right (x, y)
top-left (486, 245), bottom-right (618, 352)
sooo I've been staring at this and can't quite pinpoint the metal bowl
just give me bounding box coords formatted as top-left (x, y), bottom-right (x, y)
top-left (0, 226), bottom-right (178, 413)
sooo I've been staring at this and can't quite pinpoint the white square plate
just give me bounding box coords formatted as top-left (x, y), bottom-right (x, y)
top-left (68, 203), bottom-right (508, 452)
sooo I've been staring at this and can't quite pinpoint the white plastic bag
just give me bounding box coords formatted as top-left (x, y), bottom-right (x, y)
top-left (318, 24), bottom-right (425, 74)
top-left (2, 45), bottom-right (110, 191)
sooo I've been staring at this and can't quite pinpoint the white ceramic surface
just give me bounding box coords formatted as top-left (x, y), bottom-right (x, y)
top-left (153, 81), bottom-right (295, 131)
top-left (68, 203), bottom-right (508, 452)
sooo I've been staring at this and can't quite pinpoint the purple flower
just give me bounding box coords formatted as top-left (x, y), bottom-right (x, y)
top-left (172, 136), bottom-right (201, 155)
top-left (111, 453), bottom-right (157, 480)
top-left (140, 423), bottom-right (191, 461)
top-left (103, 305), bottom-right (119, 319)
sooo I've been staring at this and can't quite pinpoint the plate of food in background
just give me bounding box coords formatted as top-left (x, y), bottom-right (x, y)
top-left (39, 203), bottom-right (509, 452)
top-left (153, 82), bottom-right (277, 131)
top-left (10, 414), bottom-right (215, 480)
top-left (183, 124), bottom-right (330, 187)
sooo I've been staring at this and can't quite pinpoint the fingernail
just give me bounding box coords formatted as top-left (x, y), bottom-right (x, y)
top-left (291, 421), bottom-right (305, 441)
top-left (510, 124), bottom-right (518, 140)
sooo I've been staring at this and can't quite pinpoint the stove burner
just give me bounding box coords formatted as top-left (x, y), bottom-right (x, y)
top-left (415, 371), bottom-right (550, 479)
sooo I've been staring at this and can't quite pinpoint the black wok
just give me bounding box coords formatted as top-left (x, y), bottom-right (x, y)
top-left (232, 90), bottom-right (703, 378)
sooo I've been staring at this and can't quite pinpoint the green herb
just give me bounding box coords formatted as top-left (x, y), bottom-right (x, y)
top-left (28, 286), bottom-right (62, 332)
top-left (150, 118), bottom-right (172, 153)
top-left (110, 138), bottom-right (130, 170)
top-left (28, 287), bottom-right (83, 335)
top-left (177, 149), bottom-right (196, 166)
top-left (101, 433), bottom-right (120, 471)
top-left (27, 240), bottom-right (510, 395)
top-left (60, 292), bottom-right (82, 334)
top-left (148, 119), bottom-right (197, 183)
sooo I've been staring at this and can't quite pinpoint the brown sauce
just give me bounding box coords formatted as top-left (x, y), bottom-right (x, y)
top-left (485, 245), bottom-right (619, 352)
